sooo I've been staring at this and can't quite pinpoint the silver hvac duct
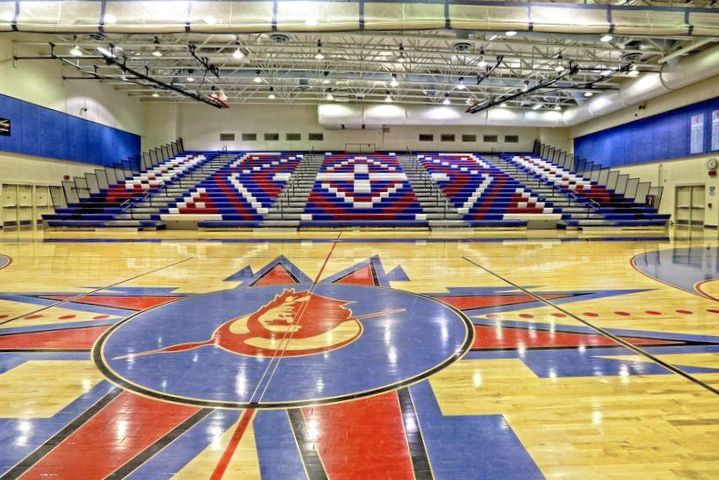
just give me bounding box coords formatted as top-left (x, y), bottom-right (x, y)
top-left (0, 1), bottom-right (717, 36)
top-left (562, 42), bottom-right (719, 125)
top-left (318, 43), bottom-right (719, 129)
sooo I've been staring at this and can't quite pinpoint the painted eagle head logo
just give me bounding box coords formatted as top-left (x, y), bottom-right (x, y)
top-left (115, 289), bottom-right (403, 359)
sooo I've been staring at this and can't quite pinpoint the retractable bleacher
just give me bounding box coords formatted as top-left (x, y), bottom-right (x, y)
top-left (44, 153), bottom-right (211, 228)
top-left (417, 153), bottom-right (562, 228)
top-left (504, 154), bottom-right (669, 228)
top-left (300, 153), bottom-right (427, 227)
top-left (159, 152), bottom-right (302, 228)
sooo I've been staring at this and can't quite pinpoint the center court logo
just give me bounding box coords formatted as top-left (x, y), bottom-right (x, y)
top-left (95, 283), bottom-right (472, 408)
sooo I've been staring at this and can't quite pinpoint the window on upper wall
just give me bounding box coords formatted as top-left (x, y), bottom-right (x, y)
top-left (441, 134), bottom-right (455, 142)
top-left (462, 134), bottom-right (477, 142)
top-left (483, 135), bottom-right (498, 143)
top-left (309, 133), bottom-right (324, 141)
top-left (505, 135), bottom-right (519, 143)
top-left (264, 133), bottom-right (280, 141)
top-left (286, 133), bottom-right (301, 141)
top-left (219, 133), bottom-right (235, 141)
top-left (419, 134), bottom-right (434, 142)
top-left (242, 133), bottom-right (257, 141)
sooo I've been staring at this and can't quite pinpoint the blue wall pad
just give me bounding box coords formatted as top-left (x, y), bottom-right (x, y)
top-left (574, 96), bottom-right (719, 168)
top-left (0, 93), bottom-right (140, 167)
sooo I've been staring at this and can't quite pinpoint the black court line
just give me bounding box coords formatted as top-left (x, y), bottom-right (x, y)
top-left (105, 408), bottom-right (213, 480)
top-left (287, 409), bottom-right (329, 480)
top-left (397, 388), bottom-right (434, 480)
top-left (0, 256), bottom-right (194, 328)
top-left (461, 256), bottom-right (719, 396)
top-left (0, 387), bottom-right (122, 480)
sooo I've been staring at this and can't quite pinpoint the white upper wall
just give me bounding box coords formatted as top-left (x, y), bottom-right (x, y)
top-left (0, 34), bottom-right (144, 137)
top-left (159, 103), bottom-right (541, 152)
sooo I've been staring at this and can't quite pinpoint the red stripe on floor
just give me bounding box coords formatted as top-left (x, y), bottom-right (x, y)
top-left (301, 391), bottom-right (414, 479)
top-left (0, 326), bottom-right (109, 350)
top-left (19, 392), bottom-right (199, 479)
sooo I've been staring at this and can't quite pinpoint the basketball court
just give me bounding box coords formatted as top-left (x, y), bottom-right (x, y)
top-left (2, 1), bottom-right (719, 478)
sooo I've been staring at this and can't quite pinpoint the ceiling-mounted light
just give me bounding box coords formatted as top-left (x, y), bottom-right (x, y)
top-left (120, 74), bottom-right (127, 81)
top-left (443, 94), bottom-right (451, 106)
top-left (457, 77), bottom-right (466, 90)
top-left (268, 86), bottom-right (276, 100)
top-left (69, 44), bottom-right (83, 57)
top-left (628, 64), bottom-right (639, 77)
top-left (152, 91), bottom-right (160, 98)
top-left (104, 14), bottom-right (117, 24)
top-left (500, 102), bottom-right (508, 108)
top-left (315, 39), bottom-right (325, 60)
top-left (505, 30), bottom-right (517, 37)
top-left (600, 34), bottom-right (613, 43)
top-left (323, 71), bottom-right (331, 84)
top-left (478, 56), bottom-right (487, 68)
top-left (254, 70), bottom-right (262, 83)
top-left (532, 103), bottom-right (542, 110)
top-left (554, 105), bottom-right (562, 111)
top-left (186, 70), bottom-right (195, 82)
top-left (152, 36), bottom-right (162, 57)
top-left (584, 91), bottom-right (594, 97)
top-left (555, 64), bottom-right (565, 72)
top-left (384, 91), bottom-right (393, 103)
top-left (522, 80), bottom-right (529, 92)
top-left (488, 34), bottom-right (499, 41)
top-left (397, 42), bottom-right (406, 63)
top-left (232, 46), bottom-right (244, 60)
top-left (326, 89), bottom-right (334, 101)
top-left (96, 46), bottom-right (115, 58)
top-left (390, 74), bottom-right (399, 88)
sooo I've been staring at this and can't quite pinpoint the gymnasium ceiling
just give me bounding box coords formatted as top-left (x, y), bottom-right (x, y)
top-left (6, 1), bottom-right (719, 112)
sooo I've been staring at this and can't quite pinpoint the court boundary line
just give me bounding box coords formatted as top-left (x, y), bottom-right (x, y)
top-left (461, 255), bottom-right (719, 396)
top-left (0, 256), bottom-right (194, 328)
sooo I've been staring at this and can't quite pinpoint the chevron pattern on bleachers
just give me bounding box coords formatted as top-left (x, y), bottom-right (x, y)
top-left (417, 153), bottom-right (561, 227)
top-left (504, 154), bottom-right (670, 227)
top-left (44, 154), bottom-right (209, 227)
top-left (160, 152), bottom-right (302, 227)
top-left (301, 153), bottom-right (427, 227)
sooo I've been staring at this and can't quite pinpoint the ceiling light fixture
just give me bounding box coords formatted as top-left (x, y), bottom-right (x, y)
top-left (96, 46), bottom-right (115, 58)
top-left (500, 102), bottom-right (508, 108)
top-left (385, 91), bottom-right (393, 103)
top-left (628, 65), bottom-right (639, 77)
top-left (532, 103), bottom-right (542, 110)
top-left (323, 71), bottom-right (331, 84)
top-left (443, 94), bottom-right (451, 106)
top-left (104, 14), bottom-right (117, 24)
top-left (315, 39), bottom-right (325, 60)
top-left (505, 30), bottom-right (517, 37)
top-left (232, 43), bottom-right (244, 60)
top-left (254, 70), bottom-right (262, 83)
top-left (522, 80), bottom-right (529, 92)
top-left (152, 91), bottom-right (159, 98)
top-left (186, 70), bottom-right (195, 82)
top-left (152, 36), bottom-right (162, 57)
top-left (326, 89), bottom-right (334, 101)
top-left (554, 105), bottom-right (562, 111)
top-left (397, 43), bottom-right (406, 63)
top-left (390, 74), bottom-right (399, 88)
top-left (457, 77), bottom-right (466, 90)
top-left (600, 34), bottom-right (613, 43)
top-left (555, 64), bottom-right (565, 72)
top-left (268, 86), bottom-right (276, 100)
top-left (69, 44), bottom-right (83, 57)
top-left (584, 91), bottom-right (594, 97)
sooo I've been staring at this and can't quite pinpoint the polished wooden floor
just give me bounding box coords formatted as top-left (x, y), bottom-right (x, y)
top-left (0, 228), bottom-right (718, 479)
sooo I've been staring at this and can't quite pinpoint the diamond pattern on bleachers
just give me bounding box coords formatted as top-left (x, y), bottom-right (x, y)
top-left (417, 153), bottom-right (560, 227)
top-left (301, 153), bottom-right (427, 226)
top-left (161, 152), bottom-right (301, 227)
top-left (44, 154), bottom-right (209, 227)
top-left (504, 154), bottom-right (670, 227)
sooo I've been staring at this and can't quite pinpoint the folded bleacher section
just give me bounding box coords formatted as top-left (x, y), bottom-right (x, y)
top-left (503, 154), bottom-right (670, 228)
top-left (160, 152), bottom-right (302, 228)
top-left (44, 153), bottom-right (212, 228)
top-left (301, 153), bottom-right (427, 227)
top-left (417, 153), bottom-right (561, 227)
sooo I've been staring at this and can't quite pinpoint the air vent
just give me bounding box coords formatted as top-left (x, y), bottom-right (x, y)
top-left (270, 33), bottom-right (291, 44)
